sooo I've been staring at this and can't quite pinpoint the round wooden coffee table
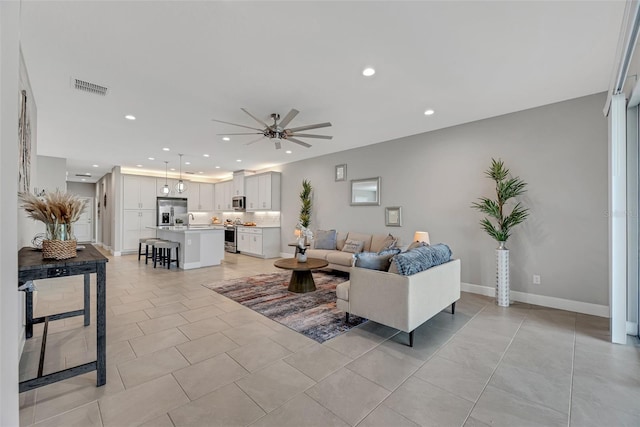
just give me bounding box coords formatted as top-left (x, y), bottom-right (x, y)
top-left (274, 257), bottom-right (329, 293)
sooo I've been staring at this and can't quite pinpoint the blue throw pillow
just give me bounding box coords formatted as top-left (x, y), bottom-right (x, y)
top-left (355, 248), bottom-right (401, 271)
top-left (314, 229), bottom-right (337, 250)
top-left (392, 244), bottom-right (452, 276)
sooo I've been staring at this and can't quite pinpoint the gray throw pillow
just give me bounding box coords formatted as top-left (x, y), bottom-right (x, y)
top-left (342, 239), bottom-right (365, 253)
top-left (355, 248), bottom-right (402, 271)
top-left (314, 229), bottom-right (337, 250)
top-left (407, 241), bottom-right (429, 251)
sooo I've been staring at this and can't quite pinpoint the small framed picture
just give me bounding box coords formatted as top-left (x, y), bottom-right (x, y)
top-left (385, 206), bottom-right (402, 227)
top-left (335, 164), bottom-right (347, 181)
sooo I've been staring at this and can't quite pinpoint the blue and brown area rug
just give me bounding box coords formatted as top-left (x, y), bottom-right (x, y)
top-left (202, 271), bottom-right (367, 343)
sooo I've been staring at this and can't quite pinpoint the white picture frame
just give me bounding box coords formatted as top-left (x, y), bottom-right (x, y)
top-left (335, 164), bottom-right (347, 182)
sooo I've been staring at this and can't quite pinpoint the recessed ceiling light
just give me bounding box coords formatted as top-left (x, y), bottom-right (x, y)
top-left (185, 161), bottom-right (191, 165)
top-left (148, 157), bottom-right (155, 160)
top-left (163, 147), bottom-right (170, 151)
top-left (215, 166), bottom-right (220, 169)
top-left (285, 150), bottom-right (292, 154)
top-left (92, 164), bottom-right (99, 168)
top-left (170, 168), bottom-right (176, 171)
top-left (136, 164), bottom-right (143, 167)
top-left (222, 137), bottom-right (230, 141)
top-left (125, 115), bottom-right (136, 120)
top-left (81, 178), bottom-right (86, 182)
top-left (362, 67), bottom-right (376, 77)
top-left (198, 171), bottom-right (204, 174)
top-left (424, 109), bottom-right (435, 116)
top-left (236, 159), bottom-right (242, 163)
top-left (203, 154), bottom-right (210, 157)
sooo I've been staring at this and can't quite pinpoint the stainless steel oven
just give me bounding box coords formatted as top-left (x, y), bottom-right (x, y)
top-left (224, 225), bottom-right (238, 253)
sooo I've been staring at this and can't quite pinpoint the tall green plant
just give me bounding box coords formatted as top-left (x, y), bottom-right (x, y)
top-left (299, 179), bottom-right (312, 228)
top-left (471, 158), bottom-right (529, 243)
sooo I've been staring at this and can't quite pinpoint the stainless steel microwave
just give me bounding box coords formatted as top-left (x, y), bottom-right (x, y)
top-left (232, 196), bottom-right (245, 211)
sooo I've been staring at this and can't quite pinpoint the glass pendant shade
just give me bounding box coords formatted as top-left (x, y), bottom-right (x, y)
top-left (175, 154), bottom-right (187, 193)
top-left (160, 161), bottom-right (171, 195)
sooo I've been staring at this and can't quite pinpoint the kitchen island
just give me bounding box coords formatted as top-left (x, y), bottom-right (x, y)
top-left (148, 225), bottom-right (224, 270)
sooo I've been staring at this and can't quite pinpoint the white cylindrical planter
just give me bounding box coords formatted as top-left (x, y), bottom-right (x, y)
top-left (496, 243), bottom-right (510, 307)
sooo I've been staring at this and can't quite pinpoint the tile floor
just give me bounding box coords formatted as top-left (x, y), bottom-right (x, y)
top-left (18, 249), bottom-right (640, 427)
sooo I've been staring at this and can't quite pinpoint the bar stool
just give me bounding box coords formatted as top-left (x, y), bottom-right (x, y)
top-left (153, 240), bottom-right (180, 269)
top-left (143, 238), bottom-right (165, 265)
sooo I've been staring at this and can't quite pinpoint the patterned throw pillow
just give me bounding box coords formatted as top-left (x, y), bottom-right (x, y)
top-left (354, 248), bottom-right (401, 271)
top-left (391, 243), bottom-right (452, 276)
top-left (341, 239), bottom-right (365, 253)
top-left (314, 229), bottom-right (337, 250)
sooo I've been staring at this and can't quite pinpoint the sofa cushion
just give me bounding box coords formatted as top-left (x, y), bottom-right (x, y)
top-left (370, 233), bottom-right (398, 253)
top-left (326, 251), bottom-right (356, 267)
top-left (314, 229), bottom-right (337, 250)
top-left (354, 248), bottom-right (401, 271)
top-left (336, 281), bottom-right (350, 301)
top-left (336, 232), bottom-right (348, 251)
top-left (346, 232), bottom-right (373, 252)
top-left (342, 239), bottom-right (365, 253)
top-left (391, 243), bottom-right (452, 276)
top-left (306, 249), bottom-right (334, 260)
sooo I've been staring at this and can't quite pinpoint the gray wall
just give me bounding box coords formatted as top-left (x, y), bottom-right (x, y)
top-left (67, 181), bottom-right (97, 198)
top-left (279, 93), bottom-right (608, 306)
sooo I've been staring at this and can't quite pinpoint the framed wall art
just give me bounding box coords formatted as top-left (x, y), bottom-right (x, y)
top-left (335, 164), bottom-right (347, 181)
top-left (385, 206), bottom-right (402, 226)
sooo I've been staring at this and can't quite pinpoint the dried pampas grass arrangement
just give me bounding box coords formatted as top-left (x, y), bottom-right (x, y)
top-left (19, 190), bottom-right (87, 241)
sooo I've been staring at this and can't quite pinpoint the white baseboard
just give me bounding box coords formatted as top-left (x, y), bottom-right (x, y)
top-left (113, 250), bottom-right (121, 256)
top-left (280, 252), bottom-right (295, 258)
top-left (461, 282), bottom-right (610, 318)
top-left (627, 321), bottom-right (638, 335)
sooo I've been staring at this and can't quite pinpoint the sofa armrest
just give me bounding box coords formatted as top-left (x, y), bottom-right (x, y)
top-left (349, 259), bottom-right (461, 332)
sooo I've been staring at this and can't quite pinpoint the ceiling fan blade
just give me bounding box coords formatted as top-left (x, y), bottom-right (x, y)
top-left (275, 140), bottom-right (282, 150)
top-left (216, 132), bottom-right (263, 136)
top-left (241, 108), bottom-right (272, 129)
top-left (278, 109), bottom-right (299, 129)
top-left (287, 137), bottom-right (312, 148)
top-left (289, 133), bottom-right (333, 140)
top-left (211, 118), bottom-right (263, 131)
top-left (286, 122), bottom-right (332, 132)
top-left (245, 136), bottom-right (265, 146)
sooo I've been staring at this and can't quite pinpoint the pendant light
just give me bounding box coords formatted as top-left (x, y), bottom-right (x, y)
top-left (175, 153), bottom-right (187, 193)
top-left (161, 161), bottom-right (170, 195)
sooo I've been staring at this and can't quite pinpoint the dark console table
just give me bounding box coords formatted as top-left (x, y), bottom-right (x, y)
top-left (18, 244), bottom-right (108, 392)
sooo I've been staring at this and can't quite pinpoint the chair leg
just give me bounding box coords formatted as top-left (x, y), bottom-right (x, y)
top-left (409, 330), bottom-right (414, 347)
top-left (153, 248), bottom-right (158, 268)
top-left (176, 247), bottom-right (180, 269)
top-left (167, 248), bottom-right (171, 269)
top-left (451, 301), bottom-right (456, 315)
top-left (144, 245), bottom-right (150, 265)
top-left (345, 312), bottom-right (350, 323)
top-left (138, 242), bottom-right (142, 261)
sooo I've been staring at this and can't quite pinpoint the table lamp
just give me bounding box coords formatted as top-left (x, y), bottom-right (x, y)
top-left (413, 231), bottom-right (430, 244)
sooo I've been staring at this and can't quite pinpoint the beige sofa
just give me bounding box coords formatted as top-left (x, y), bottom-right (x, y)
top-left (306, 231), bottom-right (397, 272)
top-left (336, 259), bottom-right (461, 346)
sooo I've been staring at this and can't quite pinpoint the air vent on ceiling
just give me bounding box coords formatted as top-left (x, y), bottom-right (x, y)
top-left (75, 173), bottom-right (92, 177)
top-left (185, 171), bottom-right (195, 175)
top-left (71, 78), bottom-right (109, 96)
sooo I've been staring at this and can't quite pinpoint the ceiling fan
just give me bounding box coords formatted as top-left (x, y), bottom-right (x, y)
top-left (212, 108), bottom-right (332, 149)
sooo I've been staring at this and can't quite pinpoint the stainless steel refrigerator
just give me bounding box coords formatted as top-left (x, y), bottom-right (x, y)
top-left (156, 197), bottom-right (188, 225)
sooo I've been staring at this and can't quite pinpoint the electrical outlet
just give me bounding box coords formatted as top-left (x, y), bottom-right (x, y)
top-left (533, 274), bottom-right (541, 285)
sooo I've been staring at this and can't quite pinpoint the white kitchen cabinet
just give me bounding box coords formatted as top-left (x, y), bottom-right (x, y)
top-left (233, 173), bottom-right (245, 196)
top-left (236, 227), bottom-right (280, 258)
top-left (123, 175), bottom-right (157, 210)
top-left (188, 183), bottom-right (214, 211)
top-left (214, 181), bottom-right (233, 211)
top-left (245, 172), bottom-right (281, 211)
top-left (122, 209), bottom-right (156, 252)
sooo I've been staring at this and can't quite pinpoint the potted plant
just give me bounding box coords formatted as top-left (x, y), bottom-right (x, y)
top-left (295, 179), bottom-right (313, 261)
top-left (471, 158), bottom-right (529, 307)
top-left (19, 190), bottom-right (87, 259)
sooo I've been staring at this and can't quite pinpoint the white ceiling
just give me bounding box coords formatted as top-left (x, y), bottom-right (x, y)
top-left (20, 1), bottom-right (625, 184)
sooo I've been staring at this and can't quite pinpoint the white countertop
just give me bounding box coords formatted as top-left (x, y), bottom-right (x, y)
top-left (149, 225), bottom-right (224, 232)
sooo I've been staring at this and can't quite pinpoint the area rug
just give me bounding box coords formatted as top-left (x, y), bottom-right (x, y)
top-left (202, 271), bottom-right (366, 343)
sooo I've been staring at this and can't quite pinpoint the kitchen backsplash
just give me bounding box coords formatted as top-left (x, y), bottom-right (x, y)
top-left (190, 211), bottom-right (281, 227)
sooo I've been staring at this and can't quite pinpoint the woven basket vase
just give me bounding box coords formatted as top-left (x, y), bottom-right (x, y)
top-left (42, 239), bottom-right (77, 260)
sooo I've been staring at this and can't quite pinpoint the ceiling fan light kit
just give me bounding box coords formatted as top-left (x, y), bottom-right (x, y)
top-left (212, 108), bottom-right (333, 150)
